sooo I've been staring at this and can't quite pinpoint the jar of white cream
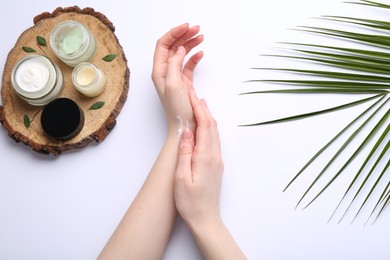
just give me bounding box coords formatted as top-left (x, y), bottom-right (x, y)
top-left (72, 62), bottom-right (106, 97)
top-left (50, 20), bottom-right (96, 67)
top-left (11, 55), bottom-right (64, 106)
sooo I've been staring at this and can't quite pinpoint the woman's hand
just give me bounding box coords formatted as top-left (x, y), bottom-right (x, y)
top-left (174, 92), bottom-right (246, 260)
top-left (152, 23), bottom-right (204, 131)
top-left (174, 91), bottom-right (224, 227)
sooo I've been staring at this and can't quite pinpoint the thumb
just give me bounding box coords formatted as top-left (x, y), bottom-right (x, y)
top-left (176, 128), bottom-right (194, 180)
top-left (166, 46), bottom-right (186, 87)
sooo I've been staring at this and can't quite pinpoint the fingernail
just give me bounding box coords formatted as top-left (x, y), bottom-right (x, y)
top-left (201, 98), bottom-right (207, 107)
top-left (181, 128), bottom-right (193, 140)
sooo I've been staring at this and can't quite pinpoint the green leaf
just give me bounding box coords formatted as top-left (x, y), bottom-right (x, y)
top-left (36, 36), bottom-right (47, 46)
top-left (89, 101), bottom-right (105, 110)
top-left (371, 180), bottom-right (390, 224)
top-left (368, 182), bottom-right (390, 224)
top-left (23, 115), bottom-right (30, 129)
top-left (321, 16), bottom-right (390, 31)
top-left (243, 0), bottom-right (390, 223)
top-left (253, 68), bottom-right (390, 83)
top-left (22, 46), bottom-right (36, 53)
top-left (300, 101), bottom-right (390, 211)
top-left (347, 0), bottom-right (390, 9)
top-left (297, 26), bottom-right (390, 49)
top-left (283, 95), bottom-right (387, 193)
top-left (279, 42), bottom-right (390, 59)
top-left (351, 138), bottom-right (390, 223)
top-left (263, 54), bottom-right (390, 75)
top-left (328, 103), bottom-right (390, 222)
top-left (241, 88), bottom-right (386, 95)
top-left (240, 94), bottom-right (382, 127)
top-left (102, 54), bottom-right (117, 62)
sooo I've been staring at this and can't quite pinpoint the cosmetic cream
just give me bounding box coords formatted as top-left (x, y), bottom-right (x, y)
top-left (50, 20), bottom-right (96, 67)
top-left (11, 55), bottom-right (63, 106)
top-left (72, 62), bottom-right (106, 97)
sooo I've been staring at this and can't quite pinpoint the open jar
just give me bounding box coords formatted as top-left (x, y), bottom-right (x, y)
top-left (11, 55), bottom-right (64, 106)
top-left (72, 62), bottom-right (106, 97)
top-left (50, 20), bottom-right (96, 67)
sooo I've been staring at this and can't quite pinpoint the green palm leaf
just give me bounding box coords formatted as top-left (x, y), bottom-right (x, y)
top-left (243, 0), bottom-right (390, 223)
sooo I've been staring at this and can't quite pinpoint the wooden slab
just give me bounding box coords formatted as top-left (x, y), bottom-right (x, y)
top-left (0, 6), bottom-right (130, 155)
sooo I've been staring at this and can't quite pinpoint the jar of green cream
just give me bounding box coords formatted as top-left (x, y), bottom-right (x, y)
top-left (11, 55), bottom-right (64, 106)
top-left (50, 20), bottom-right (96, 67)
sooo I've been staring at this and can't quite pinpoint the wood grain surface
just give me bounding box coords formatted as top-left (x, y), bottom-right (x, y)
top-left (0, 6), bottom-right (130, 155)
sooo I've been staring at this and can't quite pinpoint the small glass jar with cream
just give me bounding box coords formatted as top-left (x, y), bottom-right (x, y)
top-left (11, 55), bottom-right (64, 106)
top-left (72, 62), bottom-right (106, 97)
top-left (50, 20), bottom-right (96, 67)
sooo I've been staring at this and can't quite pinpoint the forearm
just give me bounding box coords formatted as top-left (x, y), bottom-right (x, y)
top-left (189, 217), bottom-right (247, 260)
top-left (98, 131), bottom-right (179, 260)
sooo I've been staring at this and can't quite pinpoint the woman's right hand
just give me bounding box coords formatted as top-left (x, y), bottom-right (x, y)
top-left (174, 91), bottom-right (224, 227)
top-left (174, 92), bottom-right (246, 260)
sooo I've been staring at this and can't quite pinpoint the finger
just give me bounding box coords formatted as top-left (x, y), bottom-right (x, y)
top-left (189, 92), bottom-right (218, 151)
top-left (183, 51), bottom-right (204, 81)
top-left (172, 26), bottom-right (201, 50)
top-left (157, 23), bottom-right (190, 49)
top-left (152, 25), bottom-right (201, 78)
top-left (166, 46), bottom-right (186, 88)
top-left (152, 24), bottom-right (189, 75)
top-left (176, 128), bottom-right (195, 183)
top-left (182, 34), bottom-right (204, 54)
top-left (189, 91), bottom-right (214, 129)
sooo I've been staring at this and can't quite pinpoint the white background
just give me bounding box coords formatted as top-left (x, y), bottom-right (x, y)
top-left (1, 0), bottom-right (390, 259)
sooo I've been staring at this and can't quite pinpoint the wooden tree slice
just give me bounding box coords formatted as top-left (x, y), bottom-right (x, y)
top-left (0, 6), bottom-right (130, 155)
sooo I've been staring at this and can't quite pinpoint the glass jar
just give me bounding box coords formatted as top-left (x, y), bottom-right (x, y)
top-left (50, 20), bottom-right (96, 67)
top-left (11, 55), bottom-right (64, 106)
top-left (72, 62), bottom-right (106, 97)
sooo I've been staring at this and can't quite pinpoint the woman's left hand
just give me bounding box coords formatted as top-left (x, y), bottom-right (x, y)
top-left (152, 23), bottom-right (204, 131)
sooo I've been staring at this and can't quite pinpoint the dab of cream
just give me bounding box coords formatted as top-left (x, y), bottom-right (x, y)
top-left (176, 116), bottom-right (193, 138)
top-left (76, 66), bottom-right (95, 85)
top-left (15, 58), bottom-right (50, 92)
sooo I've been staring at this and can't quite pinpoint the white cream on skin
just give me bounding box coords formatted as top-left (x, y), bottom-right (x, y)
top-left (176, 115), bottom-right (193, 138)
top-left (15, 58), bottom-right (50, 92)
